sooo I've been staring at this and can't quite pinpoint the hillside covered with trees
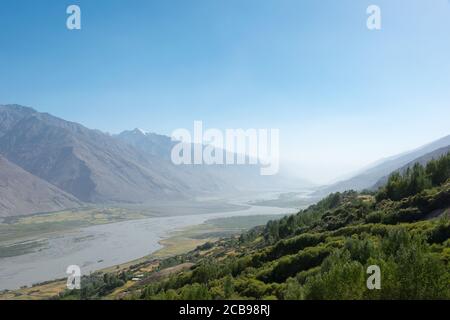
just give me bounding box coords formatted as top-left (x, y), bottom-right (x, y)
top-left (61, 153), bottom-right (450, 300)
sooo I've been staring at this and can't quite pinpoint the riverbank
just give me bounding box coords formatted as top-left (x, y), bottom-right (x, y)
top-left (0, 201), bottom-right (301, 292)
top-left (0, 214), bottom-right (290, 300)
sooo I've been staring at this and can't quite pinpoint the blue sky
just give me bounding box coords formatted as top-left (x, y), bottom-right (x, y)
top-left (1, 0), bottom-right (450, 183)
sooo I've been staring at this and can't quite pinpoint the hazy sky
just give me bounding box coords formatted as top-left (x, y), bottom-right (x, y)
top-left (1, 0), bottom-right (450, 183)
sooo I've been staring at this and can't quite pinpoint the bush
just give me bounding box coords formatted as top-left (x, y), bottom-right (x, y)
top-left (260, 246), bottom-right (331, 283)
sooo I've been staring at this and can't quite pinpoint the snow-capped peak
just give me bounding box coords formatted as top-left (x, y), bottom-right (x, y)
top-left (133, 128), bottom-right (148, 135)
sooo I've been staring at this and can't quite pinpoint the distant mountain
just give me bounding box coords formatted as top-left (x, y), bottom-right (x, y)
top-left (116, 128), bottom-right (314, 193)
top-left (373, 145), bottom-right (450, 189)
top-left (0, 155), bottom-right (81, 217)
top-left (117, 129), bottom-right (175, 160)
top-left (117, 128), bottom-right (238, 195)
top-left (0, 105), bottom-right (212, 204)
top-left (314, 135), bottom-right (450, 196)
top-left (0, 104), bottom-right (311, 216)
top-left (0, 104), bottom-right (36, 136)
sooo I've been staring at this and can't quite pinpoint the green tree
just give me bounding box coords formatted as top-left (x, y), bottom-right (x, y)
top-left (224, 275), bottom-right (234, 299)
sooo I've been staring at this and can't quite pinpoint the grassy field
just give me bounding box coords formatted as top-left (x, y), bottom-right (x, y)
top-left (249, 192), bottom-right (315, 209)
top-left (0, 207), bottom-right (152, 243)
top-left (0, 280), bottom-right (67, 300)
top-left (0, 207), bottom-right (155, 258)
top-left (151, 214), bottom-right (287, 258)
top-left (0, 200), bottom-right (249, 245)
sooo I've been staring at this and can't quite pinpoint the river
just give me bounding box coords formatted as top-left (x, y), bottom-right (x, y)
top-left (0, 198), bottom-right (298, 291)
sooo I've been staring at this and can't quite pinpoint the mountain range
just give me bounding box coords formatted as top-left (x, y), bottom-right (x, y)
top-left (0, 155), bottom-right (81, 217)
top-left (373, 144), bottom-right (450, 189)
top-left (0, 104), bottom-right (309, 217)
top-left (1, 104), bottom-right (449, 217)
top-left (314, 134), bottom-right (450, 196)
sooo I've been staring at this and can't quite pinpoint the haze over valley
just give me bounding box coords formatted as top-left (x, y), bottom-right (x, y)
top-left (0, 104), bottom-right (311, 218)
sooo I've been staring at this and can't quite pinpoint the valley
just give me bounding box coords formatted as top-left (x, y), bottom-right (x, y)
top-left (0, 192), bottom-right (304, 292)
top-left (0, 105), bottom-right (449, 300)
